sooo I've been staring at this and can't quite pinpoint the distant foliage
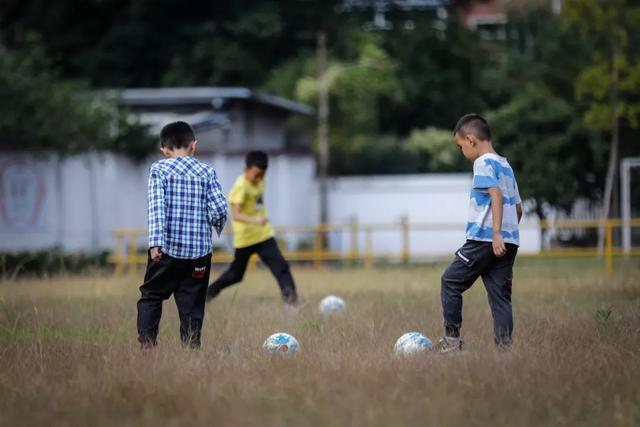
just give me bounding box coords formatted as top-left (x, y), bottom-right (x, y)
top-left (0, 0), bottom-right (638, 211)
top-left (483, 5), bottom-right (613, 216)
top-left (488, 83), bottom-right (604, 216)
top-left (565, 0), bottom-right (640, 131)
top-left (0, 34), bottom-right (154, 158)
top-left (406, 127), bottom-right (467, 172)
top-left (0, 248), bottom-right (110, 279)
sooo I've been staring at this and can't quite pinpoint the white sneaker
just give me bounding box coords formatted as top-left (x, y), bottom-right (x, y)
top-left (436, 336), bottom-right (463, 353)
top-left (283, 300), bottom-right (308, 313)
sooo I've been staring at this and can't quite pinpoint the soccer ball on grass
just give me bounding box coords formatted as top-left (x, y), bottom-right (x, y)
top-left (394, 331), bottom-right (433, 355)
top-left (263, 332), bottom-right (300, 355)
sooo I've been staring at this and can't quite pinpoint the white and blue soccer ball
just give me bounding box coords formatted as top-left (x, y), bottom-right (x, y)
top-left (319, 295), bottom-right (346, 314)
top-left (263, 332), bottom-right (300, 355)
top-left (394, 331), bottom-right (433, 355)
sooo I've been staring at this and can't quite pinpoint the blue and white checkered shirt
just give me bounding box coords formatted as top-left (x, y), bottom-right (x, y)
top-left (147, 157), bottom-right (228, 259)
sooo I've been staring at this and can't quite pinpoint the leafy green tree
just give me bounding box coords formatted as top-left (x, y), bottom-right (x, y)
top-left (0, 35), bottom-right (153, 158)
top-left (379, 15), bottom-right (489, 135)
top-left (406, 127), bottom-right (467, 172)
top-left (0, 0), bottom-right (345, 88)
top-left (564, 0), bottom-right (640, 220)
top-left (295, 36), bottom-right (398, 136)
top-left (289, 33), bottom-right (402, 175)
top-left (487, 83), bottom-right (604, 220)
top-left (480, 5), bottom-right (610, 221)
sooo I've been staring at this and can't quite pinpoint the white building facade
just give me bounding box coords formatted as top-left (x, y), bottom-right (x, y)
top-left (0, 153), bottom-right (541, 257)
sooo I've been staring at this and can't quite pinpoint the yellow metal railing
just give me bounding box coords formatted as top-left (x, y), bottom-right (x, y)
top-left (108, 218), bottom-right (640, 275)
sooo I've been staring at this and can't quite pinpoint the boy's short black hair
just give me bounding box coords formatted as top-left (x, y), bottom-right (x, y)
top-left (160, 121), bottom-right (196, 149)
top-left (246, 150), bottom-right (268, 170)
top-left (454, 113), bottom-right (492, 141)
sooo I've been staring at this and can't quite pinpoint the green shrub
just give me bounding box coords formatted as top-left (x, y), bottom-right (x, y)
top-left (0, 248), bottom-right (110, 279)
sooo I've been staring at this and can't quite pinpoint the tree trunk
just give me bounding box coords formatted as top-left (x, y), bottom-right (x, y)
top-left (598, 36), bottom-right (620, 250)
top-left (317, 31), bottom-right (330, 247)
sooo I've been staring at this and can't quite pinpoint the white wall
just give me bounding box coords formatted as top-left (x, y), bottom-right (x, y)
top-left (0, 155), bottom-right (58, 250)
top-left (0, 152), bottom-right (317, 253)
top-left (326, 174), bottom-right (540, 256)
top-left (0, 154), bottom-right (540, 256)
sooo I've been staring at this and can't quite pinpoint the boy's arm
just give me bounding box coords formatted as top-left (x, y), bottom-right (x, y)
top-left (148, 167), bottom-right (165, 261)
top-left (207, 172), bottom-right (228, 237)
top-left (231, 203), bottom-right (269, 225)
top-left (488, 187), bottom-right (507, 257)
top-left (514, 179), bottom-right (523, 223)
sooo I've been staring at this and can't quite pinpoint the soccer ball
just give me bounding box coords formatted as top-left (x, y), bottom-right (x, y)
top-left (394, 332), bottom-right (433, 355)
top-left (263, 332), bottom-right (300, 355)
top-left (319, 295), bottom-right (346, 314)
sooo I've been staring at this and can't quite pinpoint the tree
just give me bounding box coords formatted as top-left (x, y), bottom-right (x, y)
top-left (292, 33), bottom-right (401, 178)
top-left (378, 14), bottom-right (489, 135)
top-left (487, 83), bottom-right (604, 221)
top-left (406, 127), bottom-right (467, 172)
top-left (0, 35), bottom-right (153, 158)
top-left (481, 5), bottom-right (608, 224)
top-left (564, 0), bottom-right (640, 227)
top-left (0, 0), bottom-right (345, 88)
top-left (294, 35), bottom-right (399, 137)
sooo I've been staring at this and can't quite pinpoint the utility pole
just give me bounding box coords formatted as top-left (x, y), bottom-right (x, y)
top-left (317, 31), bottom-right (330, 230)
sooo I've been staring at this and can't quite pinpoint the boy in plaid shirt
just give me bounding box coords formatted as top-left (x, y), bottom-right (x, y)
top-left (136, 121), bottom-right (227, 349)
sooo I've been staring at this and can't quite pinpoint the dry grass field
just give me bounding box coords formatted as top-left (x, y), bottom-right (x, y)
top-left (1, 259), bottom-right (639, 426)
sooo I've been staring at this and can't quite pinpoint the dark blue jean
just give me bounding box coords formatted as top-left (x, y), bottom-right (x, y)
top-left (441, 240), bottom-right (517, 345)
top-left (137, 252), bottom-right (212, 348)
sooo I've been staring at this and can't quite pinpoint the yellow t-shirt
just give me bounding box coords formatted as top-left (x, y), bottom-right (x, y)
top-left (229, 175), bottom-right (275, 248)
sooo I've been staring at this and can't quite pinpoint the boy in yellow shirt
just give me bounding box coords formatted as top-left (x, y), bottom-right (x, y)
top-left (206, 151), bottom-right (299, 307)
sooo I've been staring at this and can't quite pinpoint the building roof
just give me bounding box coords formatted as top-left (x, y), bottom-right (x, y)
top-left (119, 87), bottom-right (314, 116)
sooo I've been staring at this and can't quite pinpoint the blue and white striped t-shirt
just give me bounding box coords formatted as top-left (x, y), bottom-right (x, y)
top-left (466, 153), bottom-right (521, 246)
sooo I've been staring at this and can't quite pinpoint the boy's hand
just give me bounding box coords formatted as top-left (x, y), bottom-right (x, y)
top-left (492, 233), bottom-right (507, 257)
top-left (254, 216), bottom-right (269, 225)
top-left (150, 246), bottom-right (162, 262)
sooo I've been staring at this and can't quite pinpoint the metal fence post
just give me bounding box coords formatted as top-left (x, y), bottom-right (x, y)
top-left (313, 225), bottom-right (323, 268)
top-left (364, 226), bottom-right (373, 268)
top-left (401, 215), bottom-right (410, 264)
top-left (114, 231), bottom-right (124, 276)
top-left (127, 230), bottom-right (138, 277)
top-left (605, 220), bottom-right (614, 273)
top-left (350, 217), bottom-right (359, 261)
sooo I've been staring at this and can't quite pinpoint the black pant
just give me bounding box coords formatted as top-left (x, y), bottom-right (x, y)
top-left (441, 240), bottom-right (517, 345)
top-left (137, 252), bottom-right (212, 348)
top-left (208, 238), bottom-right (297, 302)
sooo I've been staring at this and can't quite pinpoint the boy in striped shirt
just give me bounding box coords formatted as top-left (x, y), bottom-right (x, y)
top-left (438, 114), bottom-right (523, 352)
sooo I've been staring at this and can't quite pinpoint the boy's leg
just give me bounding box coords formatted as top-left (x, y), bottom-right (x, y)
top-left (174, 254), bottom-right (212, 348)
top-left (441, 241), bottom-right (495, 338)
top-left (481, 244), bottom-right (518, 347)
top-left (256, 238), bottom-right (297, 303)
top-left (206, 246), bottom-right (254, 300)
top-left (137, 253), bottom-right (179, 347)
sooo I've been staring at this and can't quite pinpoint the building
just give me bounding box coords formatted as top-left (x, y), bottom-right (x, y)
top-left (0, 88), bottom-right (318, 253)
top-left (120, 87), bottom-right (314, 155)
top-left (0, 86), bottom-right (543, 258)
top-left (459, 0), bottom-right (563, 40)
